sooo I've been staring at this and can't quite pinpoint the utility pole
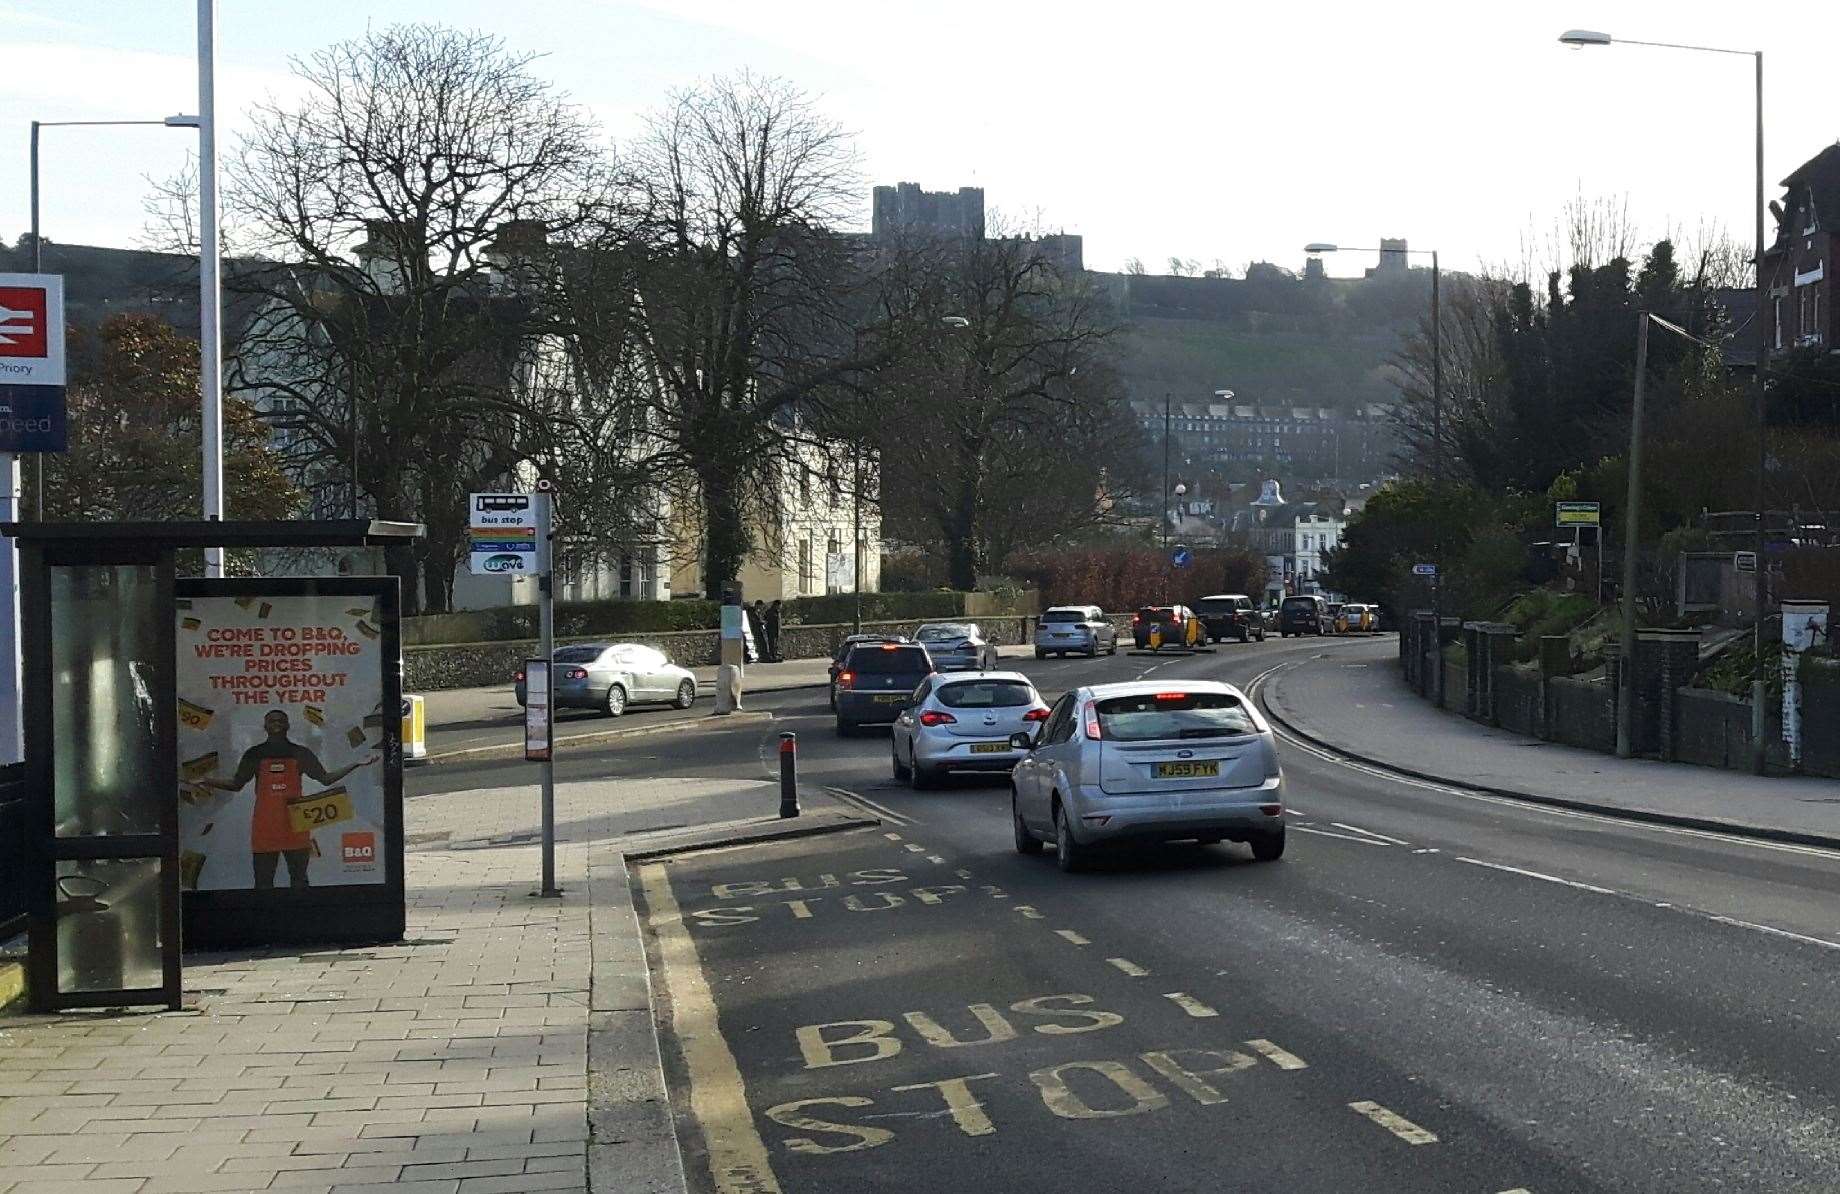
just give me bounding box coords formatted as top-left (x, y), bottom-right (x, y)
top-left (1749, 49), bottom-right (1769, 774)
top-left (198, 0), bottom-right (226, 576)
top-left (852, 445), bottom-right (863, 633)
top-left (1618, 312), bottom-right (1650, 758)
top-left (1162, 392), bottom-right (1172, 553)
top-left (1430, 250), bottom-right (1445, 708)
top-left (535, 484), bottom-right (558, 897)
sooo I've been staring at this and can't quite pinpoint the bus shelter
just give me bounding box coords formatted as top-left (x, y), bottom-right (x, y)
top-left (1, 519), bottom-right (421, 1013)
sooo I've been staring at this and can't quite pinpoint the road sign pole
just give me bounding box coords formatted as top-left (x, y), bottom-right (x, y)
top-left (536, 488), bottom-right (559, 898)
top-left (0, 452), bottom-right (19, 763)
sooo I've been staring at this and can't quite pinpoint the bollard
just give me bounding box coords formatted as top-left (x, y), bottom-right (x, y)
top-left (778, 732), bottom-right (800, 818)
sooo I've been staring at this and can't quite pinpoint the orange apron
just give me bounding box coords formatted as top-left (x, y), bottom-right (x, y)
top-left (252, 757), bottom-right (311, 853)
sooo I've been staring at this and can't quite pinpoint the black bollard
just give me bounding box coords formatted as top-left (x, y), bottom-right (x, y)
top-left (778, 732), bottom-right (799, 818)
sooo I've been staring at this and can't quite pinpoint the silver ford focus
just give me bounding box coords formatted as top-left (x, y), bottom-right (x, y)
top-left (1008, 679), bottom-right (1285, 871)
top-left (890, 671), bottom-right (1050, 788)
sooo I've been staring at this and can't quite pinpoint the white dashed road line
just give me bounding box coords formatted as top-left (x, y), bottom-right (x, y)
top-left (1245, 1038), bottom-right (1309, 1070)
top-left (1348, 1100), bottom-right (1439, 1145)
top-left (1455, 857), bottom-right (1617, 896)
top-left (1106, 957), bottom-right (1150, 977)
top-left (1014, 905), bottom-right (1044, 920)
top-left (1053, 929), bottom-right (1090, 946)
top-left (1162, 992), bottom-right (1218, 1018)
top-left (1292, 825), bottom-right (1391, 846)
top-left (1332, 821), bottom-right (1411, 846)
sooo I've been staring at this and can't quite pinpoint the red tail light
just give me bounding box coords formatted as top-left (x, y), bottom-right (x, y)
top-left (1131, 613), bottom-right (1141, 624)
top-left (1154, 692), bottom-right (1189, 702)
top-left (919, 710), bottom-right (956, 727)
top-left (837, 671), bottom-right (855, 689)
top-left (1083, 705), bottom-right (1102, 740)
top-left (566, 667), bottom-right (588, 680)
top-left (1022, 707), bottom-right (1051, 722)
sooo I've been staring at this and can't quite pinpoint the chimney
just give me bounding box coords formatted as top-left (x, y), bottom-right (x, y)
top-left (485, 219), bottom-right (549, 293)
top-left (353, 220), bottom-right (412, 292)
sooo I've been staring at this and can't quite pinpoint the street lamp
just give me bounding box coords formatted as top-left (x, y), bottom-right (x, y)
top-left (26, 116), bottom-right (198, 518)
top-left (1308, 241), bottom-right (1442, 699)
top-left (1559, 27), bottom-right (1770, 773)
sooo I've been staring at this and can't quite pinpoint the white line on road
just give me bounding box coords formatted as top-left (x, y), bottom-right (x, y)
top-left (1014, 905), bottom-right (1044, 919)
top-left (1705, 914), bottom-right (1840, 951)
top-left (926, 854), bottom-right (947, 864)
top-left (1053, 929), bottom-right (1090, 946)
top-left (1162, 992), bottom-right (1218, 1018)
top-left (903, 843), bottom-right (926, 853)
top-left (1348, 1100), bottom-right (1438, 1145)
top-left (1332, 821), bottom-right (1411, 846)
top-left (1106, 957), bottom-right (1150, 977)
top-left (841, 790), bottom-right (913, 826)
top-left (1455, 857), bottom-right (1617, 896)
top-left (883, 832), bottom-right (903, 841)
top-left (1292, 825), bottom-right (1391, 846)
top-left (955, 869), bottom-right (974, 879)
top-left (1246, 1038), bottom-right (1309, 1070)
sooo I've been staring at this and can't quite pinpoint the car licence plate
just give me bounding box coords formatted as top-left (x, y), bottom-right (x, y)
top-left (872, 694), bottom-right (906, 703)
top-left (1153, 760), bottom-right (1219, 779)
top-left (969, 742), bottom-right (1010, 754)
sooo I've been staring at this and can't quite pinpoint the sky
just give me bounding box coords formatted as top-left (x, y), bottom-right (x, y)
top-left (3, 0), bottom-right (1836, 279)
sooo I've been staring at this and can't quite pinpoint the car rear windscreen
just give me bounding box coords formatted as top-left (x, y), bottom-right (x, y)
top-left (1192, 599), bottom-right (1235, 613)
top-left (1282, 598), bottom-right (1317, 611)
top-left (916, 627), bottom-right (967, 642)
top-left (552, 647), bottom-right (603, 663)
top-left (1095, 692), bottom-right (1257, 740)
top-left (1041, 611), bottom-right (1085, 623)
top-left (848, 646), bottom-right (931, 673)
top-left (936, 680), bottom-right (1034, 708)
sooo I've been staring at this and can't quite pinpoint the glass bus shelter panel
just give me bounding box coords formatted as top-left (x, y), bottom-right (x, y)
top-left (55, 857), bottom-right (164, 993)
top-left (52, 564), bottom-right (164, 838)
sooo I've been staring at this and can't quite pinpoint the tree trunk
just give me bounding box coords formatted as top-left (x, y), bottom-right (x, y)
top-left (699, 466), bottom-right (751, 600)
top-left (385, 542), bottom-right (422, 617)
top-left (944, 464), bottom-right (982, 591)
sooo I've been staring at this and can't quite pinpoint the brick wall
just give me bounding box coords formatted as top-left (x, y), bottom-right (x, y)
top-left (1493, 668), bottom-right (1543, 738)
top-left (1548, 676), bottom-right (1618, 754)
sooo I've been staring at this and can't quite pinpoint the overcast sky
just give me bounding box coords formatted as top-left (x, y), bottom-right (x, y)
top-left (4, 1), bottom-right (1834, 278)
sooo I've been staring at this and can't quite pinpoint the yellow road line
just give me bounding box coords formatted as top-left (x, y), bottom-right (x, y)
top-left (1053, 929), bottom-right (1090, 946)
top-left (640, 863), bottom-right (783, 1194)
top-left (1162, 992), bottom-right (1218, 1018)
top-left (1246, 1038), bottom-right (1308, 1070)
top-left (1348, 1099), bottom-right (1438, 1145)
top-left (1106, 957), bottom-right (1149, 977)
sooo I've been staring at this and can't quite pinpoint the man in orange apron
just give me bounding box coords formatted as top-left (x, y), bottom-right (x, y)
top-left (197, 710), bottom-right (377, 889)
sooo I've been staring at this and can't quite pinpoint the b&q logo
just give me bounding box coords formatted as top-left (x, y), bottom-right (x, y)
top-left (341, 831), bottom-right (377, 867)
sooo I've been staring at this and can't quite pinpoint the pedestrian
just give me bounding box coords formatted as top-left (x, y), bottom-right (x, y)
top-left (764, 599), bottom-right (783, 662)
top-left (745, 601), bottom-right (766, 665)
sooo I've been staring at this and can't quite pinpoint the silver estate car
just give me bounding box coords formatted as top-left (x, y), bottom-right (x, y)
top-left (1034, 605), bottom-right (1118, 658)
top-left (890, 671), bottom-right (1050, 789)
top-left (514, 643), bottom-right (698, 717)
top-left (1008, 679), bottom-right (1286, 872)
top-left (913, 622), bottom-right (999, 671)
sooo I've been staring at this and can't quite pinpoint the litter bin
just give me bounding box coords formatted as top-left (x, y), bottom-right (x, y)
top-left (402, 695), bottom-right (427, 765)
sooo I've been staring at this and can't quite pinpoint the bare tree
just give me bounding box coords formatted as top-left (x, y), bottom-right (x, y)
top-left (621, 72), bottom-right (910, 598)
top-left (153, 24), bottom-right (632, 611)
top-left (876, 229), bottom-right (1132, 588)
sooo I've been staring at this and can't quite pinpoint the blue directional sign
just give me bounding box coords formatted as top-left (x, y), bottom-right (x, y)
top-left (1412, 562), bottom-right (1438, 577)
top-left (1171, 545), bottom-right (1193, 569)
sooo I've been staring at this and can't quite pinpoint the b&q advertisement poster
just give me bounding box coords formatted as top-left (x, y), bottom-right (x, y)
top-left (177, 593), bottom-right (388, 892)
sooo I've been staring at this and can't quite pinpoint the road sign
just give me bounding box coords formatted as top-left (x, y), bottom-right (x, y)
top-left (1171, 544), bottom-right (1193, 569)
top-left (0, 273), bottom-right (67, 453)
top-left (1555, 501), bottom-right (1601, 528)
top-left (1413, 563), bottom-right (1438, 577)
top-left (468, 492), bottom-right (538, 575)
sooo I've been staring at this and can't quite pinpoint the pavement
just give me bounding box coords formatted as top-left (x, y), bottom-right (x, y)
top-left (1259, 636), bottom-right (1840, 849)
top-left (0, 762), bottom-right (877, 1193)
top-left (418, 645), bottom-right (1040, 762)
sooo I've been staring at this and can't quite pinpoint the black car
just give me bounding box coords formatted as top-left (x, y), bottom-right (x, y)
top-left (1279, 594), bottom-right (1331, 637)
top-left (834, 642), bottom-right (935, 734)
top-left (828, 633), bottom-right (910, 709)
top-left (1192, 593), bottom-right (1267, 643)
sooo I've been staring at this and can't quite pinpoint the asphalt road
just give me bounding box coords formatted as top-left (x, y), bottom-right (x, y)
top-left (417, 635), bottom-right (1840, 1192)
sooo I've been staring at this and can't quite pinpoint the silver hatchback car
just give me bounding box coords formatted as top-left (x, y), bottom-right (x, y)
top-left (890, 672), bottom-right (1049, 788)
top-left (1008, 679), bottom-right (1285, 871)
top-left (1034, 605), bottom-right (1118, 658)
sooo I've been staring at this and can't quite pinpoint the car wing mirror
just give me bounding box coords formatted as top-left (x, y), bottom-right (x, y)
top-left (1009, 731), bottom-right (1035, 751)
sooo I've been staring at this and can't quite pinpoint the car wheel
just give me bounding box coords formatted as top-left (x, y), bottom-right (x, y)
top-left (603, 684), bottom-right (628, 718)
top-left (1035, 648), bottom-right (1047, 660)
top-left (1239, 628), bottom-right (1250, 643)
top-left (892, 743), bottom-right (911, 782)
top-left (1013, 790), bottom-right (1042, 855)
top-left (1087, 644), bottom-right (1099, 658)
top-left (835, 719), bottom-right (853, 738)
top-left (1054, 801), bottom-right (1086, 873)
top-left (674, 679), bottom-right (696, 709)
top-left (1250, 830), bottom-right (1286, 862)
top-left (1107, 640), bottom-right (1117, 656)
top-left (910, 760), bottom-right (937, 790)
top-left (828, 685), bottom-right (837, 711)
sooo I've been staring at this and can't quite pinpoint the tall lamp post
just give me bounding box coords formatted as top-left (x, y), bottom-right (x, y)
top-left (1307, 242), bottom-right (1441, 701)
top-left (1559, 28), bottom-right (1770, 772)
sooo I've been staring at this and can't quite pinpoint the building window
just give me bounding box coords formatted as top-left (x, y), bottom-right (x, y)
top-left (798, 538), bottom-right (814, 595)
